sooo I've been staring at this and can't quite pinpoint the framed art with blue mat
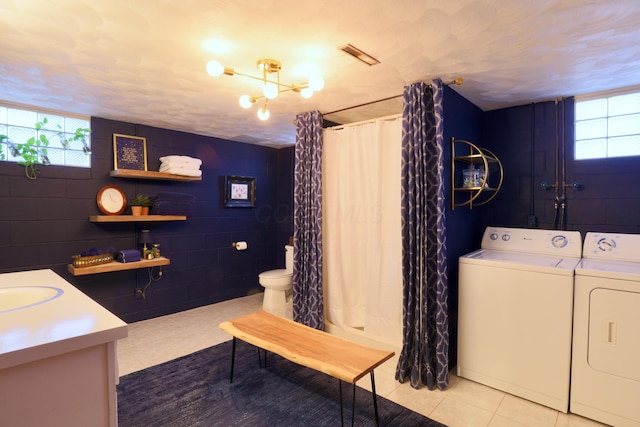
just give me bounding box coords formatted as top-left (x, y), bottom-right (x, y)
top-left (224, 175), bottom-right (255, 208)
top-left (113, 134), bottom-right (148, 170)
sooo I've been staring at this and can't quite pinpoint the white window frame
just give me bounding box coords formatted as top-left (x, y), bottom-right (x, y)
top-left (0, 102), bottom-right (91, 168)
top-left (575, 86), bottom-right (640, 160)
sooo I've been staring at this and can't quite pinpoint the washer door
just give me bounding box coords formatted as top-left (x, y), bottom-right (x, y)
top-left (588, 288), bottom-right (640, 382)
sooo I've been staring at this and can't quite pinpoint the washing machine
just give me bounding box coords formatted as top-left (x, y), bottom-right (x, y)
top-left (457, 226), bottom-right (582, 412)
top-left (571, 232), bottom-right (640, 426)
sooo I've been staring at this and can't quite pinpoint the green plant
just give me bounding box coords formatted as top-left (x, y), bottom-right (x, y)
top-left (60, 125), bottom-right (92, 153)
top-left (0, 118), bottom-right (91, 179)
top-left (129, 194), bottom-right (154, 207)
top-left (0, 135), bottom-right (6, 161)
top-left (12, 117), bottom-right (51, 179)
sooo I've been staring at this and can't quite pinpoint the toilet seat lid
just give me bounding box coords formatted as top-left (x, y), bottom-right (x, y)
top-left (259, 269), bottom-right (291, 278)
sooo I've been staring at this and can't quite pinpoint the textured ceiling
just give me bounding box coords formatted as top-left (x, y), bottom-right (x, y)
top-left (1, 0), bottom-right (640, 147)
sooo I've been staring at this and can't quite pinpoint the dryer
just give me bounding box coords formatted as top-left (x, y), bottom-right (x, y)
top-left (457, 227), bottom-right (582, 412)
top-left (571, 232), bottom-right (640, 426)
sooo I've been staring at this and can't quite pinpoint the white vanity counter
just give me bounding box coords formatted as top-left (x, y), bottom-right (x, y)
top-left (0, 269), bottom-right (128, 427)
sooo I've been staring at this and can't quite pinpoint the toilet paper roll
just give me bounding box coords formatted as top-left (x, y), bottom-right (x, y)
top-left (234, 241), bottom-right (248, 251)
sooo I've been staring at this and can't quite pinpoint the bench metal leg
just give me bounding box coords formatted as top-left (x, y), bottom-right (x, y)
top-left (371, 371), bottom-right (379, 427)
top-left (338, 380), bottom-right (357, 427)
top-left (230, 337), bottom-right (381, 426)
top-left (339, 380), bottom-right (343, 426)
top-left (229, 337), bottom-right (236, 383)
top-left (351, 382), bottom-right (356, 426)
top-left (257, 348), bottom-right (267, 368)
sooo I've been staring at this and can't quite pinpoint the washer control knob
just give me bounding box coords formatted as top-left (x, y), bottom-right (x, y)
top-left (490, 233), bottom-right (498, 240)
top-left (552, 235), bottom-right (568, 248)
top-left (502, 234), bottom-right (510, 241)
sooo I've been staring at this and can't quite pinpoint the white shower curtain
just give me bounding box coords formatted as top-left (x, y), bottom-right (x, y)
top-left (322, 116), bottom-right (403, 345)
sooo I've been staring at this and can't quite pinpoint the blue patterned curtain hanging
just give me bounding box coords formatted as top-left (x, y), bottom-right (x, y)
top-left (292, 110), bottom-right (324, 330)
top-left (395, 80), bottom-right (449, 390)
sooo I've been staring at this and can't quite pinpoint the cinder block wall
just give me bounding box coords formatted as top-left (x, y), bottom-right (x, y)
top-left (0, 116), bottom-right (294, 323)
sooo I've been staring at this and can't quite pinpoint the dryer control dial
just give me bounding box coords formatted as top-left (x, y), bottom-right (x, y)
top-left (597, 238), bottom-right (617, 252)
top-left (490, 233), bottom-right (499, 240)
top-left (502, 234), bottom-right (510, 241)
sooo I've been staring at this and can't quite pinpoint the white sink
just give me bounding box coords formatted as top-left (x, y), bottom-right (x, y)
top-left (0, 286), bottom-right (64, 313)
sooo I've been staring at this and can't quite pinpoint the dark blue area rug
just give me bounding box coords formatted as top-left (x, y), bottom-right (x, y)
top-left (117, 339), bottom-right (446, 426)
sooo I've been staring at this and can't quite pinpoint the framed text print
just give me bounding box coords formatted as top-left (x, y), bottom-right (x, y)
top-left (113, 134), bottom-right (148, 171)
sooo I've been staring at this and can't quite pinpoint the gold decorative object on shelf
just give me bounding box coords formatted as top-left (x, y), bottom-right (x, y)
top-left (451, 137), bottom-right (503, 209)
top-left (72, 253), bottom-right (114, 268)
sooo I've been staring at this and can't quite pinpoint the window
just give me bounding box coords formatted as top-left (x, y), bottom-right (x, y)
top-left (575, 88), bottom-right (640, 160)
top-left (0, 103), bottom-right (91, 168)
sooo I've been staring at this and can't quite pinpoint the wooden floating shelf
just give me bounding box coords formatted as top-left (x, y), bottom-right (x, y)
top-left (89, 215), bottom-right (187, 222)
top-left (110, 169), bottom-right (202, 182)
top-left (68, 257), bottom-right (170, 276)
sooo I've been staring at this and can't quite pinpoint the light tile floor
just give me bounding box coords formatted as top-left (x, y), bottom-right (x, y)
top-left (117, 294), bottom-right (608, 427)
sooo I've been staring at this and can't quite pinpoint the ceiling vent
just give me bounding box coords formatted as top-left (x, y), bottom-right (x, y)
top-left (339, 44), bottom-right (380, 66)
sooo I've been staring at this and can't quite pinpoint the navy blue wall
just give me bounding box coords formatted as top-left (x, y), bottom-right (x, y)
top-left (481, 98), bottom-right (640, 236)
top-left (444, 87), bottom-right (485, 257)
top-left (0, 117), bottom-right (294, 323)
top-left (443, 86), bottom-right (484, 367)
top-left (481, 101), bottom-right (559, 230)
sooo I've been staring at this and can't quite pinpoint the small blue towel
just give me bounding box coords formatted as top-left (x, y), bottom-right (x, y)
top-left (116, 249), bottom-right (141, 263)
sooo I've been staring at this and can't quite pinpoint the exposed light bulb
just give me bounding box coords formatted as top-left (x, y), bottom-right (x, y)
top-left (257, 106), bottom-right (270, 121)
top-left (309, 75), bottom-right (324, 91)
top-left (263, 82), bottom-right (278, 99)
top-left (206, 60), bottom-right (224, 77)
top-left (239, 95), bottom-right (253, 108)
top-left (300, 87), bottom-right (314, 99)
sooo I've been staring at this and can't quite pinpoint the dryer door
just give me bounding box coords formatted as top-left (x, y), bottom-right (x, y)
top-left (588, 288), bottom-right (640, 382)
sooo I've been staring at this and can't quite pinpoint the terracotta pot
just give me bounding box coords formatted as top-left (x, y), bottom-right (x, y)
top-left (131, 206), bottom-right (143, 215)
top-left (141, 206), bottom-right (150, 215)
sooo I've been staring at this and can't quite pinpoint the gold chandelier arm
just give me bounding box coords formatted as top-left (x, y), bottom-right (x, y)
top-left (211, 57), bottom-right (323, 119)
top-left (227, 70), bottom-right (307, 91)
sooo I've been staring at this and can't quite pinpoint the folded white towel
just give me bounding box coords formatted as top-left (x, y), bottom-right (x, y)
top-left (159, 155), bottom-right (202, 167)
top-left (160, 163), bottom-right (200, 172)
top-left (160, 163), bottom-right (202, 173)
top-left (160, 162), bottom-right (201, 171)
top-left (159, 167), bottom-right (202, 177)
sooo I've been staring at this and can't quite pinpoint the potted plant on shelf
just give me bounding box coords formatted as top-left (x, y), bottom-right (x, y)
top-left (129, 194), bottom-right (153, 215)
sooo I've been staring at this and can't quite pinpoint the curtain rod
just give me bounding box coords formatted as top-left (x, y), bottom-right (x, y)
top-left (326, 113), bottom-right (402, 130)
top-left (322, 77), bottom-right (463, 117)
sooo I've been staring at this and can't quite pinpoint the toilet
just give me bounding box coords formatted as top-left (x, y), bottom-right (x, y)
top-left (258, 245), bottom-right (293, 311)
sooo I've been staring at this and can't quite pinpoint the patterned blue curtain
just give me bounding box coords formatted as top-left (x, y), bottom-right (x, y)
top-left (395, 80), bottom-right (449, 390)
top-left (292, 110), bottom-right (324, 330)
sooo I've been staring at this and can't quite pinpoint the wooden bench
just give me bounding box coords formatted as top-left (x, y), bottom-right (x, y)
top-left (219, 310), bottom-right (395, 426)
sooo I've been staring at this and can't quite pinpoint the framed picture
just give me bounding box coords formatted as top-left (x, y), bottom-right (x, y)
top-left (113, 134), bottom-right (148, 171)
top-left (224, 175), bottom-right (256, 208)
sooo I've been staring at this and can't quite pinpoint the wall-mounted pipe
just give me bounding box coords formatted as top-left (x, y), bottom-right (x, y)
top-left (542, 99), bottom-right (581, 230)
top-left (529, 105), bottom-right (536, 228)
top-left (541, 181), bottom-right (581, 191)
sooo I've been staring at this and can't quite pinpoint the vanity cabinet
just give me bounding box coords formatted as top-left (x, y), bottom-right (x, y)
top-left (0, 269), bottom-right (127, 427)
top-left (451, 137), bottom-right (503, 209)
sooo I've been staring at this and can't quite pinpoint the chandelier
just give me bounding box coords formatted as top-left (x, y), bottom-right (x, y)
top-left (206, 58), bottom-right (324, 120)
